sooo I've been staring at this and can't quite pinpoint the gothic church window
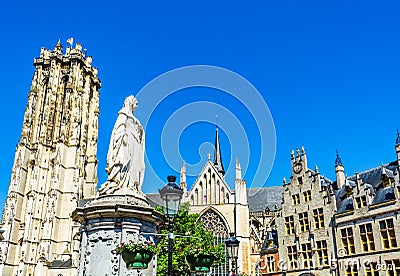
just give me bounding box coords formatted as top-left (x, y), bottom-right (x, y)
top-left (199, 209), bottom-right (228, 238)
top-left (199, 209), bottom-right (229, 276)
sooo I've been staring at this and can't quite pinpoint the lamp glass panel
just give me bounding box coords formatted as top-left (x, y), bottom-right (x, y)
top-left (165, 194), bottom-right (181, 217)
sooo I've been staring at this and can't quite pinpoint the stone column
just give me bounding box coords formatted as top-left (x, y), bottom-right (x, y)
top-left (72, 194), bottom-right (163, 276)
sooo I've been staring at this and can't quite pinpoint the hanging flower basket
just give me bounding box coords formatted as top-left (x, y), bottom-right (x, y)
top-left (121, 249), bottom-right (154, 269)
top-left (186, 254), bottom-right (215, 272)
top-left (116, 240), bottom-right (156, 269)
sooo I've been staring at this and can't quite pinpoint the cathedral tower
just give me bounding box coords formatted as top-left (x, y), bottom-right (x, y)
top-left (0, 40), bottom-right (101, 275)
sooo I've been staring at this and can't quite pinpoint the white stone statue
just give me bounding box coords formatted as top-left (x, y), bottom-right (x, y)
top-left (98, 95), bottom-right (145, 196)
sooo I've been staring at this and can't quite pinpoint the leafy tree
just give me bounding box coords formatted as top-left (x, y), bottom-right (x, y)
top-left (155, 202), bottom-right (225, 275)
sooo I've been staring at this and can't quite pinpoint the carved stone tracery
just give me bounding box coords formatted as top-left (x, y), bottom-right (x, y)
top-left (199, 209), bottom-right (228, 237)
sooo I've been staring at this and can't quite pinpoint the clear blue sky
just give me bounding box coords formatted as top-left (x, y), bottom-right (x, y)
top-left (0, 1), bottom-right (399, 209)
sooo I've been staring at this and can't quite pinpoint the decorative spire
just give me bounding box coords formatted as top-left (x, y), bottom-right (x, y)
top-left (335, 150), bottom-right (343, 166)
top-left (213, 124), bottom-right (225, 175)
top-left (54, 39), bottom-right (62, 52)
top-left (235, 156), bottom-right (241, 180)
top-left (396, 128), bottom-right (400, 145)
top-left (180, 161), bottom-right (186, 185)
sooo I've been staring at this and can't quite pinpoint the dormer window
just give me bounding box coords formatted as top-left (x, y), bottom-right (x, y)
top-left (345, 186), bottom-right (353, 197)
top-left (382, 174), bottom-right (392, 188)
top-left (355, 196), bottom-right (367, 208)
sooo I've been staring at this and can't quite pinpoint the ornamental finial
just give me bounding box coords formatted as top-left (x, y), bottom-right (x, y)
top-left (335, 150), bottom-right (343, 166)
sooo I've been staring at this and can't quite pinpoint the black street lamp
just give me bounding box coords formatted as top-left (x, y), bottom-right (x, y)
top-left (159, 175), bottom-right (183, 276)
top-left (225, 232), bottom-right (240, 275)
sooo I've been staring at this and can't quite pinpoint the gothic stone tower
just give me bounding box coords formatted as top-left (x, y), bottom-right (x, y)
top-left (0, 41), bottom-right (101, 276)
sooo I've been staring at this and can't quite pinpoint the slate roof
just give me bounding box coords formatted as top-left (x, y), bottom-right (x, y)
top-left (247, 187), bottom-right (282, 212)
top-left (145, 186), bottom-right (283, 212)
top-left (337, 197), bottom-right (354, 213)
top-left (336, 163), bottom-right (398, 213)
top-left (348, 164), bottom-right (397, 188)
top-left (371, 186), bottom-right (396, 205)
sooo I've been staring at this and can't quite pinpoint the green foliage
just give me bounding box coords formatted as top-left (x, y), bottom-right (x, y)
top-left (156, 202), bottom-right (225, 275)
top-left (115, 240), bottom-right (157, 255)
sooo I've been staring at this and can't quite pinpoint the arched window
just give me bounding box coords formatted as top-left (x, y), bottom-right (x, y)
top-left (199, 209), bottom-right (229, 276)
top-left (199, 182), bottom-right (203, 205)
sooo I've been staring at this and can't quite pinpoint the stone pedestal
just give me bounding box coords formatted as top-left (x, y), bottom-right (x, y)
top-left (72, 194), bottom-right (163, 276)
